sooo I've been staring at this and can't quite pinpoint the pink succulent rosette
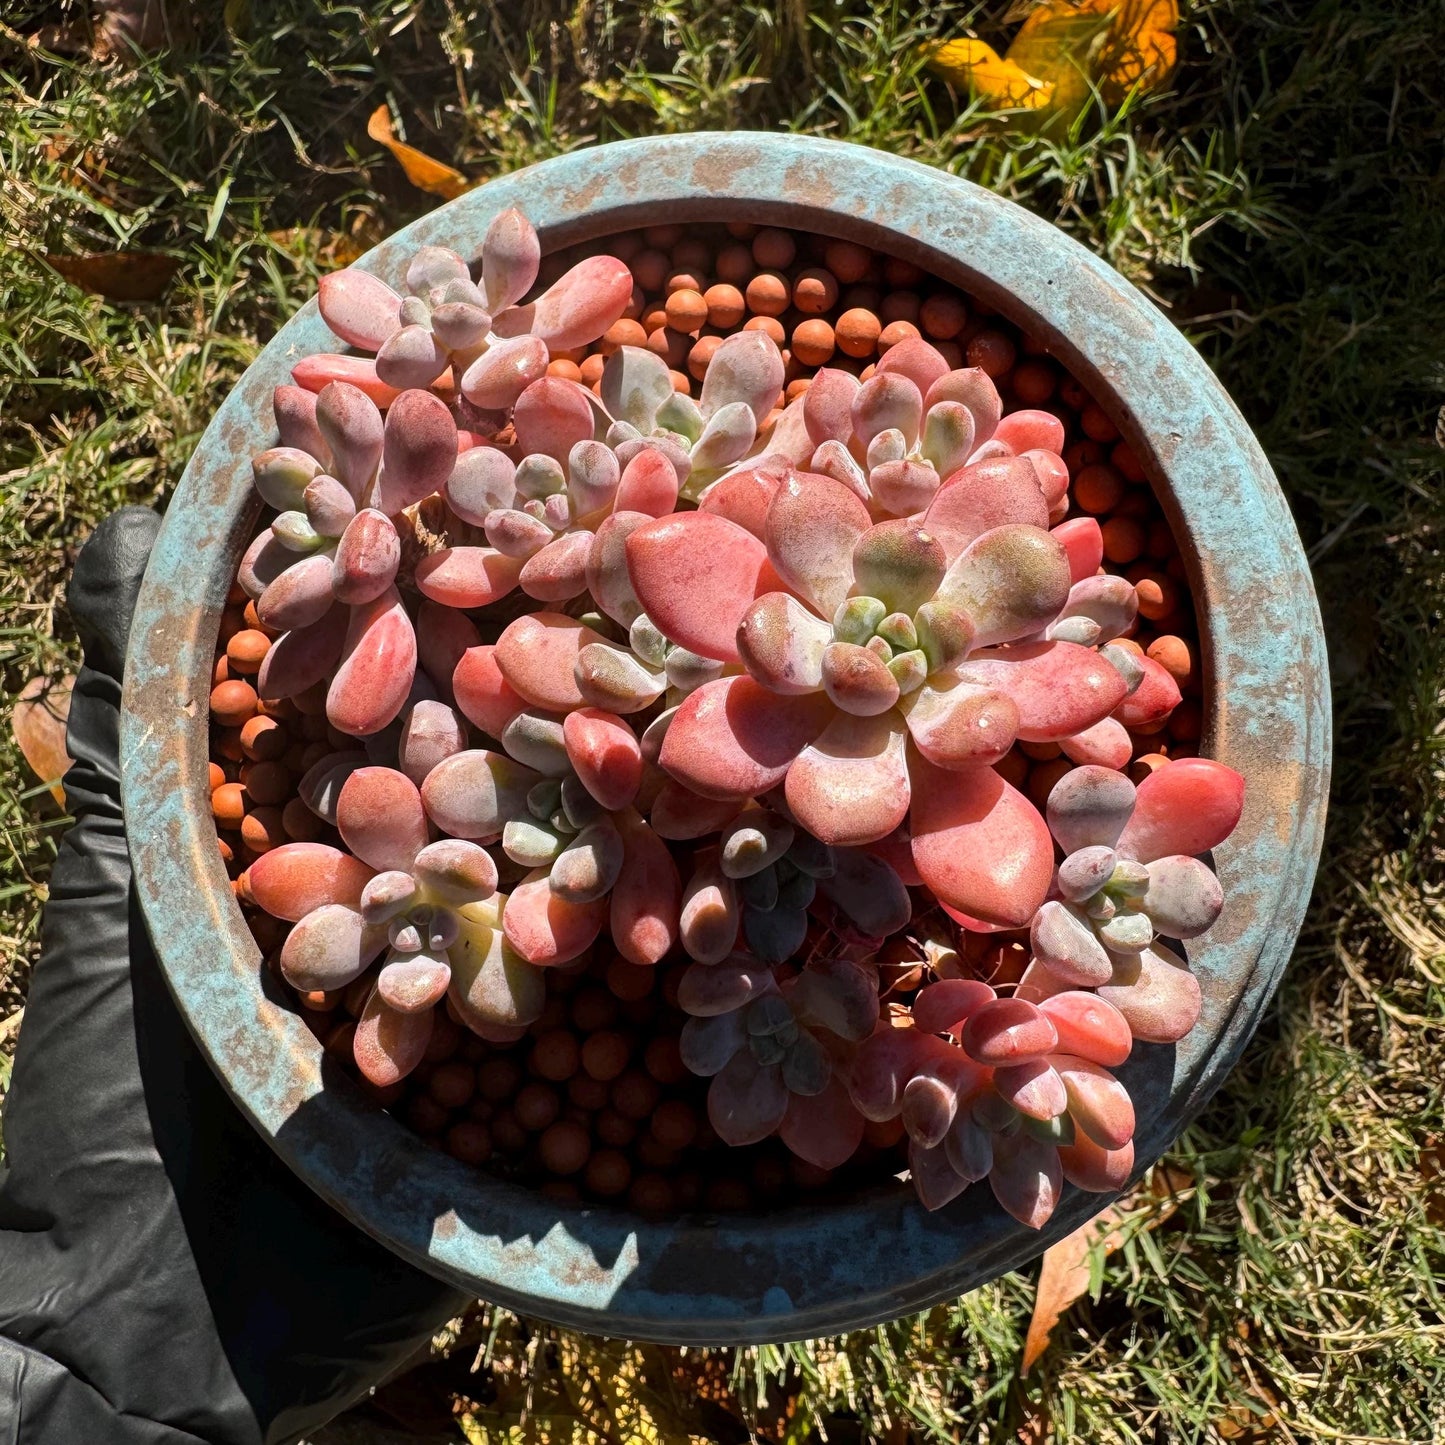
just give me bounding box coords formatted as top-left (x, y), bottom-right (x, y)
top-left (617, 457), bottom-right (1134, 928)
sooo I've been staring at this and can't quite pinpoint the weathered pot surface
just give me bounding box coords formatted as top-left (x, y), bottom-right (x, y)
top-left (120, 132), bottom-right (1330, 1344)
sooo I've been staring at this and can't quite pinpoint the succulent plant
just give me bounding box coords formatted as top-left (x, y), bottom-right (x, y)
top-left (221, 213), bottom-right (1250, 1227)
top-left (304, 208), bottom-right (632, 416)
top-left (851, 978), bottom-right (1137, 1224)
top-left (613, 462), bottom-right (1142, 928)
top-left (599, 333), bottom-right (785, 499)
top-left (677, 954), bottom-right (877, 1167)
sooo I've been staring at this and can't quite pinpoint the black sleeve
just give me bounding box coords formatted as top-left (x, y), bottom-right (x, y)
top-left (0, 509), bottom-right (470, 1445)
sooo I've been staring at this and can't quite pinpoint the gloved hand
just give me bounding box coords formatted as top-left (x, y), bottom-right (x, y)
top-left (0, 508), bottom-right (470, 1445)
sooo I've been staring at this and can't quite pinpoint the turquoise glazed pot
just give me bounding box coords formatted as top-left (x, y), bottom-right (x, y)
top-left (120, 133), bottom-right (1330, 1344)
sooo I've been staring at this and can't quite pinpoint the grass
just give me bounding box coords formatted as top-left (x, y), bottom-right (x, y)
top-left (2, 0), bottom-right (1443, 1439)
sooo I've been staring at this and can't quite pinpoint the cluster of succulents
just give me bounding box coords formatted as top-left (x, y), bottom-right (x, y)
top-left (215, 213), bottom-right (1244, 1228)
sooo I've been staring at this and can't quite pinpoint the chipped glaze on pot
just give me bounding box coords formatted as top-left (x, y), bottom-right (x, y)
top-left (120, 133), bottom-right (1330, 1344)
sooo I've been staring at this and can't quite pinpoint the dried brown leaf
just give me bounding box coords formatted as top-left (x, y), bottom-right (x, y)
top-left (12, 675), bottom-right (75, 806)
top-left (367, 105), bottom-right (473, 201)
top-left (1021, 1166), bottom-right (1190, 1374)
top-left (45, 252), bottom-right (180, 302)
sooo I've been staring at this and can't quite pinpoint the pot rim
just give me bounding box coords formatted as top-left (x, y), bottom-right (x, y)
top-left (120, 131), bottom-right (1330, 1344)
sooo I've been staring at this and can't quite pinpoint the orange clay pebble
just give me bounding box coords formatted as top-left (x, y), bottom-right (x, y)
top-left (424, 1015), bottom-right (462, 1064)
top-left (836, 308), bottom-right (882, 358)
top-left (650, 1099), bottom-right (698, 1150)
top-left (935, 340), bottom-right (963, 369)
top-left (226, 629), bottom-right (270, 674)
top-left (211, 782), bottom-right (247, 829)
top-left (704, 283), bottom-right (746, 328)
top-left (643, 1035), bottom-right (688, 1085)
top-left (884, 256), bottom-right (924, 288)
top-left (212, 655), bottom-right (230, 686)
top-left (210, 679), bottom-right (257, 726)
top-left (239, 806), bottom-right (285, 854)
top-left (475, 1058), bottom-right (519, 1103)
top-left (640, 303), bottom-right (669, 333)
top-left (1102, 516), bottom-right (1147, 564)
top-left (610, 1068), bottom-right (660, 1120)
top-left (1012, 359), bottom-right (1058, 405)
top-left (240, 761), bottom-right (291, 806)
top-left (514, 1081), bottom-right (561, 1131)
top-left (785, 378), bottom-right (812, 402)
top-left (646, 327), bottom-right (690, 369)
top-left (793, 268), bottom-right (840, 314)
top-left (823, 239), bottom-right (871, 283)
top-left (1063, 439), bottom-right (1108, 475)
top-left (282, 796), bottom-right (322, 841)
top-left (600, 318), bottom-right (647, 354)
top-left (217, 606), bottom-right (244, 646)
top-left (578, 354), bottom-right (606, 387)
top-left (596, 1108), bottom-right (637, 1147)
top-left (665, 289), bottom-right (708, 332)
top-left (208, 761), bottom-right (226, 792)
top-left (606, 957), bottom-right (655, 1001)
top-left (1073, 464), bottom-right (1126, 514)
top-left (1135, 574), bottom-right (1179, 621)
top-left (880, 291), bottom-right (921, 325)
top-left (581, 1030), bottom-right (631, 1081)
top-left (585, 1149), bottom-right (632, 1197)
top-left (1130, 752), bottom-right (1171, 784)
top-left (715, 243), bottom-right (754, 284)
top-left (629, 1174), bottom-right (673, 1213)
top-left (672, 236), bottom-right (710, 271)
top-left (1169, 697), bottom-right (1203, 742)
top-left (751, 227), bottom-right (796, 270)
top-left (966, 329), bottom-right (1017, 377)
top-left (530, 1030), bottom-right (580, 1082)
top-left (571, 986), bottom-right (618, 1031)
top-left (687, 334), bottom-right (722, 380)
top-left (1148, 635), bottom-right (1194, 688)
top-left (669, 369), bottom-right (691, 394)
top-left (546, 359), bottom-right (583, 382)
top-left (791, 318), bottom-right (835, 366)
top-left (215, 836), bottom-right (232, 869)
top-left (744, 314), bottom-right (786, 347)
top-left (745, 271), bottom-right (791, 317)
top-left (1027, 759), bottom-right (1074, 809)
top-left (621, 284), bottom-right (645, 320)
top-left (1080, 402), bottom-right (1119, 442)
top-left (1019, 739), bottom-right (1062, 761)
top-left (643, 223), bottom-right (684, 248)
top-left (445, 1121), bottom-right (492, 1165)
top-left (1111, 439), bottom-right (1147, 482)
top-left (425, 1061), bottom-right (473, 1109)
top-left (568, 1074), bottom-right (609, 1111)
top-left (489, 1110), bottom-right (527, 1153)
top-left (630, 249), bottom-right (669, 292)
top-left (878, 319), bottom-right (920, 351)
top-left (665, 269), bottom-right (707, 296)
top-left (214, 728), bottom-right (245, 763)
top-left (538, 1120), bottom-right (591, 1175)
top-left (919, 292), bottom-right (968, 339)
top-left (240, 714), bottom-right (287, 761)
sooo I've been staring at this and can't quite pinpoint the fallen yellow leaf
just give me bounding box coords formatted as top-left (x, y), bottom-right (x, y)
top-left (1007, 0), bottom-right (1179, 111)
top-left (367, 104), bottom-right (473, 201)
top-left (11, 674), bottom-right (75, 806)
top-left (921, 37), bottom-right (1056, 110)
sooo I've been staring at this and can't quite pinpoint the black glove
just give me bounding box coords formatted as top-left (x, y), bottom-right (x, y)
top-left (0, 508), bottom-right (470, 1445)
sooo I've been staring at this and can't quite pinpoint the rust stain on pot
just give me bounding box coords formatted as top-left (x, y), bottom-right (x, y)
top-left (119, 133), bottom-right (1330, 1347)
